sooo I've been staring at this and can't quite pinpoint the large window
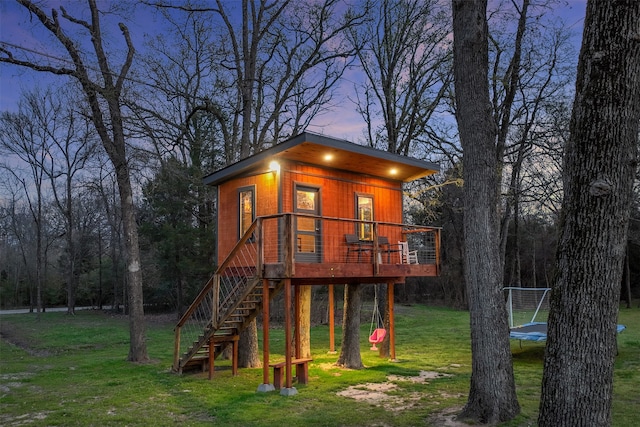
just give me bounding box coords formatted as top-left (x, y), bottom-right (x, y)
top-left (356, 194), bottom-right (373, 241)
top-left (238, 187), bottom-right (255, 239)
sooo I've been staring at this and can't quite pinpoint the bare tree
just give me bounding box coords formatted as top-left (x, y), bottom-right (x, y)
top-left (538, 1), bottom-right (640, 424)
top-left (0, 101), bottom-right (51, 316)
top-left (452, 0), bottom-right (520, 422)
top-left (20, 89), bottom-right (98, 315)
top-left (0, 0), bottom-right (148, 361)
top-left (346, 0), bottom-right (452, 360)
top-left (350, 0), bottom-right (452, 156)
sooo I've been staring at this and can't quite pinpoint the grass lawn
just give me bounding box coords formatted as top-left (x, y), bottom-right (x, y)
top-left (1, 304), bottom-right (638, 426)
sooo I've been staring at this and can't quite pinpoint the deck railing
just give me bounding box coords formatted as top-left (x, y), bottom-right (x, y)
top-left (259, 213), bottom-right (441, 266)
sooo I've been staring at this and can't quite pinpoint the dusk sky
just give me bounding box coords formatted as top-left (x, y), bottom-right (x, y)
top-left (0, 0), bottom-right (588, 143)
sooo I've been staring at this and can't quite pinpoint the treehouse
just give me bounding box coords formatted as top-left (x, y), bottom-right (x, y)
top-left (173, 132), bottom-right (441, 393)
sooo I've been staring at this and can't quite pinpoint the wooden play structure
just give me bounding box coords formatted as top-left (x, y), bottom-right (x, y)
top-left (172, 132), bottom-right (441, 393)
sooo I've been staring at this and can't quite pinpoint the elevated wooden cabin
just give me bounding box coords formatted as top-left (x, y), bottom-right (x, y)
top-left (173, 132), bottom-right (441, 391)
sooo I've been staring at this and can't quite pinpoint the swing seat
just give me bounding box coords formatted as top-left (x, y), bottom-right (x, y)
top-left (369, 328), bottom-right (386, 350)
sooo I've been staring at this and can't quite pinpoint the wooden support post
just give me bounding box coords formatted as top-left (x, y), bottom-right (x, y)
top-left (232, 336), bottom-right (239, 376)
top-left (328, 284), bottom-right (335, 353)
top-left (387, 281), bottom-right (396, 361)
top-left (262, 279), bottom-right (270, 385)
top-left (208, 337), bottom-right (215, 380)
top-left (284, 278), bottom-right (293, 389)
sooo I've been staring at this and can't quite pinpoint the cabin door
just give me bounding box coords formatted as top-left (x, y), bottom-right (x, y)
top-left (294, 185), bottom-right (321, 263)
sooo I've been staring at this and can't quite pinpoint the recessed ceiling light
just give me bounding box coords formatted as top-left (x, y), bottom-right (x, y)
top-left (390, 168), bottom-right (398, 175)
top-left (324, 154), bottom-right (334, 161)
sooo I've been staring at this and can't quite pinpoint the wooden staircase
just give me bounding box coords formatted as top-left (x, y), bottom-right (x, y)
top-left (173, 218), bottom-right (282, 374)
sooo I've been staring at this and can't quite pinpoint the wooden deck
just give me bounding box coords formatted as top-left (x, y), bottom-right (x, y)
top-left (264, 262), bottom-right (437, 284)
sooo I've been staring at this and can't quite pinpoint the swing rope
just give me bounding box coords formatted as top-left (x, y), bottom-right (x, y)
top-left (369, 286), bottom-right (386, 350)
top-left (369, 286), bottom-right (385, 337)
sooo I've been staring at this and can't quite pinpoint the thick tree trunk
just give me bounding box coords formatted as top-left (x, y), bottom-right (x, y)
top-left (336, 283), bottom-right (363, 369)
top-left (117, 167), bottom-right (149, 363)
top-left (538, 1), bottom-right (640, 425)
top-left (452, 0), bottom-right (520, 423)
top-left (238, 319), bottom-right (261, 368)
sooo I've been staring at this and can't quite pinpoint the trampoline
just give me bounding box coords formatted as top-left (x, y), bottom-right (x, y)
top-left (505, 287), bottom-right (627, 344)
top-left (510, 321), bottom-right (627, 343)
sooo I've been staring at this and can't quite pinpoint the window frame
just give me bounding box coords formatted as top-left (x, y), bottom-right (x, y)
top-left (355, 193), bottom-right (374, 241)
top-left (238, 185), bottom-right (256, 240)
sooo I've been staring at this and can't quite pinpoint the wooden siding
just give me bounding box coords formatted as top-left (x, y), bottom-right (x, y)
top-left (217, 160), bottom-right (406, 266)
top-left (281, 162), bottom-right (403, 221)
top-left (217, 172), bottom-right (278, 265)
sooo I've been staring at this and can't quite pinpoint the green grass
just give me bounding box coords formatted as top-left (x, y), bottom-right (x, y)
top-left (1, 304), bottom-right (638, 426)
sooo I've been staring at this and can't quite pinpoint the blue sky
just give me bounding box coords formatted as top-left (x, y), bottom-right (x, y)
top-left (0, 0), bottom-right (587, 142)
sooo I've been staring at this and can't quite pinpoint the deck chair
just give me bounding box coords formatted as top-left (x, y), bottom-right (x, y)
top-left (398, 241), bottom-right (418, 264)
top-left (345, 234), bottom-right (370, 262)
top-left (378, 236), bottom-right (402, 263)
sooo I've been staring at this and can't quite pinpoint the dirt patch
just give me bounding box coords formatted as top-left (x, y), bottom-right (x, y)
top-left (337, 382), bottom-right (423, 412)
top-left (0, 411), bottom-right (50, 427)
top-left (336, 370), bottom-right (472, 423)
top-left (427, 406), bottom-right (472, 426)
top-left (387, 370), bottom-right (453, 383)
top-left (0, 323), bottom-right (52, 357)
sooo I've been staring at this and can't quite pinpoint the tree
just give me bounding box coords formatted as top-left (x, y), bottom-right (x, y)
top-left (32, 89), bottom-right (97, 315)
top-left (335, 283), bottom-right (364, 369)
top-left (538, 1), bottom-right (640, 425)
top-left (132, 7), bottom-right (222, 317)
top-left (0, 98), bottom-right (51, 316)
top-left (0, 0), bottom-right (148, 361)
top-left (347, 0), bottom-right (452, 358)
top-left (139, 157), bottom-right (215, 316)
top-left (451, 0), bottom-right (520, 423)
top-left (350, 0), bottom-right (451, 156)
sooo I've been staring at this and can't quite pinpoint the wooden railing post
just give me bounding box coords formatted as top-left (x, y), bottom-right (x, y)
top-left (284, 214), bottom-right (294, 277)
top-left (212, 275), bottom-right (220, 328)
top-left (256, 217), bottom-right (264, 276)
top-left (373, 222), bottom-right (380, 275)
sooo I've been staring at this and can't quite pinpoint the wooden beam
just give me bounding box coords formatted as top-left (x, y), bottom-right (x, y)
top-left (262, 279), bottom-right (270, 385)
top-left (328, 284), bottom-right (335, 353)
top-left (208, 337), bottom-right (215, 380)
top-left (284, 278), bottom-right (293, 389)
top-left (388, 281), bottom-right (396, 361)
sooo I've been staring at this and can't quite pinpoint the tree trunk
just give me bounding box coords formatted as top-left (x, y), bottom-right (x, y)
top-left (336, 283), bottom-right (363, 369)
top-left (238, 318), bottom-right (261, 368)
top-left (452, 0), bottom-right (520, 423)
top-left (538, 1), bottom-right (640, 425)
top-left (298, 285), bottom-right (312, 359)
top-left (118, 169), bottom-right (148, 362)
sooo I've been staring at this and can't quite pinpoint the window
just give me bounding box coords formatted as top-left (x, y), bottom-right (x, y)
top-left (238, 187), bottom-right (255, 239)
top-left (356, 194), bottom-right (373, 241)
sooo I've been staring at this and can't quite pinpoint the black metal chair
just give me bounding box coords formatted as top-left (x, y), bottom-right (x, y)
top-left (378, 236), bottom-right (402, 263)
top-left (345, 234), bottom-right (371, 262)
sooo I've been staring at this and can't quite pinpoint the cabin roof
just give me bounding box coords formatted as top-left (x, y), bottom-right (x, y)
top-left (203, 132), bottom-right (439, 186)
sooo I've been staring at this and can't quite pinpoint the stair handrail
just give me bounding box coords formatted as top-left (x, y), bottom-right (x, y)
top-left (173, 218), bottom-right (262, 371)
top-left (175, 218), bottom-right (261, 329)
